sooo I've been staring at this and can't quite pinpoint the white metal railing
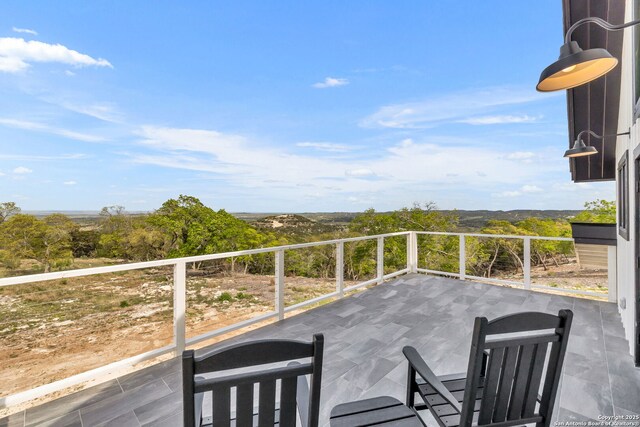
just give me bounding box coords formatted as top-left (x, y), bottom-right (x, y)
top-left (415, 231), bottom-right (606, 298)
top-left (0, 230), bottom-right (604, 408)
top-left (0, 231), bottom-right (411, 408)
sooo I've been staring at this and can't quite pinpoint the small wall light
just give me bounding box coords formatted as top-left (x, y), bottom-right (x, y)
top-left (538, 17), bottom-right (640, 92)
top-left (564, 130), bottom-right (630, 158)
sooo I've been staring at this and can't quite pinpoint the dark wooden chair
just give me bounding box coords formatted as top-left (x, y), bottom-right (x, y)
top-left (404, 310), bottom-right (573, 427)
top-left (183, 333), bottom-right (324, 427)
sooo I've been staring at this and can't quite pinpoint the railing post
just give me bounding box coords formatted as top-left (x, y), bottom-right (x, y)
top-left (523, 237), bottom-right (531, 289)
top-left (275, 249), bottom-right (285, 320)
top-left (173, 261), bottom-right (186, 356)
top-left (377, 236), bottom-right (384, 284)
top-left (407, 232), bottom-right (418, 273)
top-left (336, 242), bottom-right (344, 298)
top-left (459, 235), bottom-right (466, 280)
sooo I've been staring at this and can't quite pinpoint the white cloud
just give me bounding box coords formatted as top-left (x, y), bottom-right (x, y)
top-left (64, 70), bottom-right (76, 76)
top-left (312, 77), bottom-right (349, 89)
top-left (0, 153), bottom-right (86, 161)
top-left (458, 114), bottom-right (540, 125)
top-left (521, 185), bottom-right (542, 193)
top-left (0, 37), bottom-right (112, 73)
top-left (553, 182), bottom-right (593, 192)
top-left (56, 101), bottom-right (122, 123)
top-left (0, 171), bottom-right (5, 176)
top-left (345, 168), bottom-right (375, 177)
top-left (0, 117), bottom-right (105, 142)
top-left (493, 190), bottom-right (521, 198)
top-left (63, 180), bottom-right (77, 185)
top-left (13, 166), bottom-right (32, 174)
top-left (12, 27), bottom-right (38, 36)
top-left (296, 142), bottom-right (352, 152)
top-left (129, 126), bottom-right (563, 209)
top-left (360, 86), bottom-right (556, 129)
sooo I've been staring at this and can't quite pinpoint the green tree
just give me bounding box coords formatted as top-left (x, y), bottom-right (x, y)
top-left (571, 199), bottom-right (616, 223)
top-left (96, 206), bottom-right (134, 258)
top-left (349, 203), bottom-right (459, 276)
top-left (516, 217), bottom-right (572, 269)
top-left (0, 202), bottom-right (20, 224)
top-left (0, 213), bottom-right (74, 272)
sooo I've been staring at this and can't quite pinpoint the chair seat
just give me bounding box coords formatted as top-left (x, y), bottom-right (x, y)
top-left (330, 396), bottom-right (423, 427)
top-left (414, 373), bottom-right (483, 427)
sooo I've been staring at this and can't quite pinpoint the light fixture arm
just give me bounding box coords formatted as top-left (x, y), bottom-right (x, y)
top-left (565, 17), bottom-right (640, 43)
top-left (575, 129), bottom-right (630, 142)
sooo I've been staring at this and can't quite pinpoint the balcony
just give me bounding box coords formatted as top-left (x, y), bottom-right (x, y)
top-left (0, 231), bottom-right (637, 425)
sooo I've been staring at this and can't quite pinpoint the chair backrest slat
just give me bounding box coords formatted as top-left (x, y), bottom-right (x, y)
top-left (523, 342), bottom-right (548, 417)
top-left (464, 310), bottom-right (572, 427)
top-left (280, 376), bottom-right (298, 426)
top-left (183, 333), bottom-right (323, 427)
top-left (258, 379), bottom-right (277, 425)
top-left (236, 384), bottom-right (254, 427)
top-left (492, 345), bottom-right (519, 421)
top-left (211, 385), bottom-right (231, 427)
top-left (478, 348), bottom-right (504, 424)
top-left (507, 343), bottom-right (536, 420)
top-left (538, 339), bottom-right (564, 418)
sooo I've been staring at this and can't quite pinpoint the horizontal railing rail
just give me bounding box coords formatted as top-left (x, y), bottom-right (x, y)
top-left (415, 231), bottom-right (604, 298)
top-left (0, 231), bottom-right (411, 408)
top-left (0, 229), bottom-right (603, 409)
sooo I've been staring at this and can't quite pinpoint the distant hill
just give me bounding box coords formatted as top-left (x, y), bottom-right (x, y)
top-left (252, 214), bottom-right (342, 235)
top-left (441, 210), bottom-right (581, 229)
top-left (23, 209), bottom-right (582, 231)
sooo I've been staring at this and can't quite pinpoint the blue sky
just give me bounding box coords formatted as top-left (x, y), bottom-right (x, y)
top-left (0, 1), bottom-right (615, 212)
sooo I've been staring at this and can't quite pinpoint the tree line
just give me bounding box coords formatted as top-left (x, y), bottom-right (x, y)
top-left (0, 197), bottom-right (615, 279)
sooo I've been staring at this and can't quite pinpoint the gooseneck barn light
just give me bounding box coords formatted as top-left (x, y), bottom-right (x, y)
top-left (564, 130), bottom-right (630, 158)
top-left (537, 17), bottom-right (640, 92)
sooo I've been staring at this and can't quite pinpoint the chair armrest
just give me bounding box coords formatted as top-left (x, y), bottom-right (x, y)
top-left (403, 346), bottom-right (462, 414)
top-left (287, 361), bottom-right (309, 427)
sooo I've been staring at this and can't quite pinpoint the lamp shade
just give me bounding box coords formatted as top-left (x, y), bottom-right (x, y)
top-left (537, 41), bottom-right (618, 92)
top-left (564, 138), bottom-right (598, 158)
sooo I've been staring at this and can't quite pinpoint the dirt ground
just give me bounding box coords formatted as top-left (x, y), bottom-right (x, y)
top-left (0, 270), bottom-right (343, 406)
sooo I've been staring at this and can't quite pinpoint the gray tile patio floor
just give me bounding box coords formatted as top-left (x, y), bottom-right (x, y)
top-left (1, 274), bottom-right (639, 426)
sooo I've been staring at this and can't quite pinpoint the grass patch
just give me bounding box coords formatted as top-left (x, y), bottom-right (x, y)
top-left (216, 292), bottom-right (234, 302)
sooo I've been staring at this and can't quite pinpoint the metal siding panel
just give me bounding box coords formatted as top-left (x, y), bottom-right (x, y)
top-left (563, 0), bottom-right (625, 182)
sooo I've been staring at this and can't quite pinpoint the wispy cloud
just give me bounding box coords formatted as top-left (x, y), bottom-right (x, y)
top-left (0, 153), bottom-right (86, 161)
top-left (0, 117), bottom-right (105, 142)
top-left (13, 166), bottom-right (32, 174)
top-left (129, 125), bottom-right (564, 206)
top-left (0, 37), bottom-right (112, 73)
top-left (296, 142), bottom-right (352, 152)
top-left (360, 86), bottom-right (555, 129)
top-left (493, 190), bottom-right (521, 198)
top-left (345, 168), bottom-right (375, 177)
top-left (63, 180), bottom-right (77, 185)
top-left (521, 185), bottom-right (542, 193)
top-left (312, 77), bottom-right (349, 89)
top-left (458, 114), bottom-right (540, 125)
top-left (55, 101), bottom-right (123, 123)
top-left (12, 27), bottom-right (38, 36)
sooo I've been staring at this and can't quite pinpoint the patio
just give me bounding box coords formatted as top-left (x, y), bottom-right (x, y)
top-left (1, 273), bottom-right (638, 426)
